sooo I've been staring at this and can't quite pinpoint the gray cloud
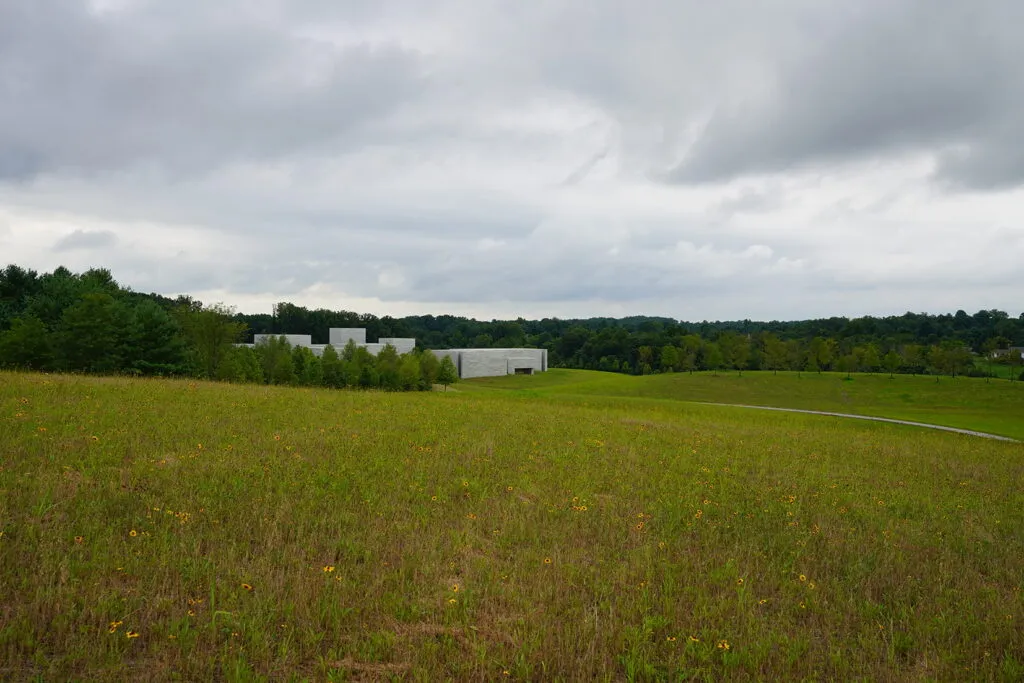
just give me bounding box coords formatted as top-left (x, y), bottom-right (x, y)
top-left (669, 0), bottom-right (1024, 189)
top-left (1, 0), bottom-right (1023, 320)
top-left (53, 228), bottom-right (117, 251)
top-left (0, 0), bottom-right (427, 179)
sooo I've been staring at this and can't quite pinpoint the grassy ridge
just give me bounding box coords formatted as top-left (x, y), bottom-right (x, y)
top-left (464, 370), bottom-right (1024, 440)
top-left (1, 371), bottom-right (1023, 681)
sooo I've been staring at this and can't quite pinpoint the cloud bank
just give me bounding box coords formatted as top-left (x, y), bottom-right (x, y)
top-left (1, 0), bottom-right (1022, 320)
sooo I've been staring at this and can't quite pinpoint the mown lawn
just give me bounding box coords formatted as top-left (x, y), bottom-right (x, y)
top-left (1, 371), bottom-right (1022, 681)
top-left (464, 369), bottom-right (1024, 441)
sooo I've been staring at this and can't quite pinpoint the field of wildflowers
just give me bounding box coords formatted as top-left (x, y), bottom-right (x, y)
top-left (1, 370), bottom-right (1022, 681)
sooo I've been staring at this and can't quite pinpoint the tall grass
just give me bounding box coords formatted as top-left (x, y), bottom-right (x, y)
top-left (1, 371), bottom-right (1022, 681)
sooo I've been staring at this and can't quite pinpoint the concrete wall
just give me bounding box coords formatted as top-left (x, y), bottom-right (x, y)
top-left (459, 350), bottom-right (512, 379)
top-left (253, 333), bottom-right (312, 347)
top-left (379, 338), bottom-right (416, 355)
top-left (329, 328), bottom-right (367, 347)
top-left (241, 328), bottom-right (421, 360)
top-left (431, 348), bottom-right (548, 379)
top-left (431, 349), bottom-right (462, 376)
top-left (507, 357), bottom-right (539, 374)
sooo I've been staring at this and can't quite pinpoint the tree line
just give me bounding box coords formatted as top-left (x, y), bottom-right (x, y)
top-left (237, 298), bottom-right (1023, 381)
top-left (0, 265), bottom-right (457, 390)
top-left (2, 264), bottom-right (1022, 382)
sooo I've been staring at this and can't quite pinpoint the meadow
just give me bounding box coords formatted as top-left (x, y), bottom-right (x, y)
top-left (1, 370), bottom-right (1022, 681)
top-left (465, 369), bottom-right (1024, 441)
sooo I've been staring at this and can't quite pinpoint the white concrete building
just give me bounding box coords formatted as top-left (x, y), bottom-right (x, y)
top-left (329, 328), bottom-right (366, 347)
top-left (379, 337), bottom-right (416, 355)
top-left (432, 348), bottom-right (548, 379)
top-left (253, 333), bottom-right (312, 347)
top-left (243, 328), bottom-right (549, 379)
top-left (243, 328), bottom-right (413, 358)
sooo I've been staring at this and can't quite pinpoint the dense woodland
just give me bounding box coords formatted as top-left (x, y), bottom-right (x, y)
top-left (0, 265), bottom-right (457, 391)
top-left (1, 264), bottom-right (1023, 383)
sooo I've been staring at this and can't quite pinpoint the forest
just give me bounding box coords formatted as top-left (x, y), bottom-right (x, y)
top-left (1, 264), bottom-right (1022, 382)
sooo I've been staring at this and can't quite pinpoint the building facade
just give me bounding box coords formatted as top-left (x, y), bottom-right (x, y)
top-left (431, 348), bottom-right (548, 379)
top-left (243, 328), bottom-right (547, 379)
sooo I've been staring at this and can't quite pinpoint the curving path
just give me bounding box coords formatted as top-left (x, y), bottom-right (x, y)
top-left (699, 403), bottom-right (1020, 443)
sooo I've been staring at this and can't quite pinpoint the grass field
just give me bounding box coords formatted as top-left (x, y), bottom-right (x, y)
top-left (1, 370), bottom-right (1022, 681)
top-left (464, 369), bottom-right (1024, 441)
top-left (971, 358), bottom-right (1022, 382)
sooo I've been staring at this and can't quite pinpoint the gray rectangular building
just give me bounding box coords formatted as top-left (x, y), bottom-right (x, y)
top-left (432, 348), bottom-right (548, 379)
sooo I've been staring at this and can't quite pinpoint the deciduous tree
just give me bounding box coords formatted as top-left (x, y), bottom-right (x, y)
top-left (438, 355), bottom-right (458, 391)
top-left (178, 303), bottom-right (247, 379)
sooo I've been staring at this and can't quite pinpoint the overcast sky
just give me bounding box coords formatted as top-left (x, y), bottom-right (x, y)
top-left (2, 0), bottom-right (1022, 321)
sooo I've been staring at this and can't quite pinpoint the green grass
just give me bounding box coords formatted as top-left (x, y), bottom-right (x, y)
top-left (464, 369), bottom-right (1024, 440)
top-left (972, 358), bottom-right (1021, 381)
top-left (1, 371), bottom-right (1023, 681)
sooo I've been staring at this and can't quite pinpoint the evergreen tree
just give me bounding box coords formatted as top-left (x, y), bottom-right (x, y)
top-left (123, 299), bottom-right (188, 375)
top-left (0, 315), bottom-right (53, 370)
top-left (24, 267), bottom-right (88, 327)
top-left (55, 292), bottom-right (127, 373)
top-left (0, 265), bottom-right (40, 330)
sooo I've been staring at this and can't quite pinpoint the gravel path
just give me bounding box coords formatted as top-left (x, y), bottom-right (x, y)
top-left (700, 403), bottom-right (1020, 443)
